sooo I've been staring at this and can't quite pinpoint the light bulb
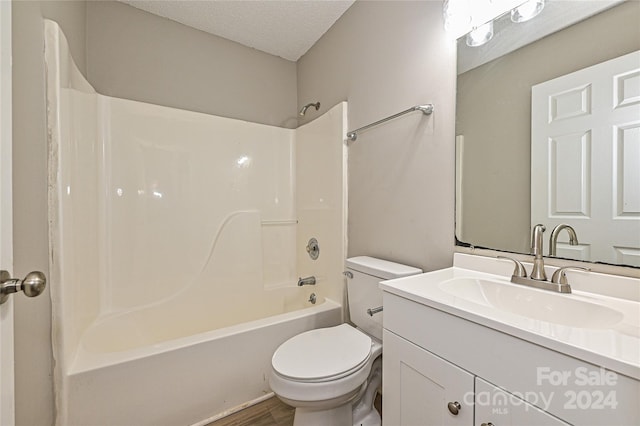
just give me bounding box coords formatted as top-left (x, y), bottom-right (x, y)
top-left (511, 0), bottom-right (545, 23)
top-left (466, 21), bottom-right (494, 47)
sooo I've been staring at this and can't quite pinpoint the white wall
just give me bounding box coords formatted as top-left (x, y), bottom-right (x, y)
top-left (296, 102), bottom-right (348, 306)
top-left (86, 1), bottom-right (299, 129)
top-left (297, 1), bottom-right (457, 272)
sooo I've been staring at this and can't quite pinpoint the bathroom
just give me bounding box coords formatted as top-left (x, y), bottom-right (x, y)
top-left (1, 0), bottom-right (638, 425)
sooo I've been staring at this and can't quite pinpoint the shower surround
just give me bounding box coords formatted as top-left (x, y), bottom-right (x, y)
top-left (45, 20), bottom-right (346, 425)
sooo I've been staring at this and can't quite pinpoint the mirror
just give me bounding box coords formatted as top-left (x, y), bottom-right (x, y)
top-left (455, 1), bottom-right (640, 267)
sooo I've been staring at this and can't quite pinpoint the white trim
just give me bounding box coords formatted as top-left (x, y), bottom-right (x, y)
top-left (0, 0), bottom-right (15, 424)
top-left (455, 135), bottom-right (464, 240)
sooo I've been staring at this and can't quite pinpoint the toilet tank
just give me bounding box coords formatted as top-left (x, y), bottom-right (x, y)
top-left (345, 256), bottom-right (422, 340)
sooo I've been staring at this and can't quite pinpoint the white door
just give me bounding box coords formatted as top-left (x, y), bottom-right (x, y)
top-left (0, 1), bottom-right (14, 424)
top-left (531, 50), bottom-right (640, 266)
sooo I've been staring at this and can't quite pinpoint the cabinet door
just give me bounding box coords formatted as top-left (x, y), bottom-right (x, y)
top-left (383, 330), bottom-right (474, 426)
top-left (475, 378), bottom-right (570, 426)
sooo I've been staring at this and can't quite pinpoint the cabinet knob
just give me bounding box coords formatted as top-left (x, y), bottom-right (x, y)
top-left (481, 423), bottom-right (495, 426)
top-left (447, 401), bottom-right (461, 415)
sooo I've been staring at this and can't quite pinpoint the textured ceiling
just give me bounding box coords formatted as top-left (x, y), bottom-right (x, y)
top-left (119, 0), bottom-right (356, 61)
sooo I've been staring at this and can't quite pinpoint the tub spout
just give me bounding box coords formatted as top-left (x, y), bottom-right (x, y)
top-left (298, 276), bottom-right (316, 286)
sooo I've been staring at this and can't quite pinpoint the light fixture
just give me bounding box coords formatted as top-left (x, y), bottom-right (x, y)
top-left (511, 0), bottom-right (545, 23)
top-left (443, 0), bottom-right (523, 39)
top-left (443, 0), bottom-right (472, 38)
top-left (466, 21), bottom-right (494, 47)
top-left (443, 0), bottom-right (544, 47)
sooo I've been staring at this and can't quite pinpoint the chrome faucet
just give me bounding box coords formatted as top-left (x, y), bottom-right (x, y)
top-left (549, 224), bottom-right (579, 256)
top-left (530, 224), bottom-right (547, 281)
top-left (297, 276), bottom-right (316, 286)
top-left (497, 224), bottom-right (589, 293)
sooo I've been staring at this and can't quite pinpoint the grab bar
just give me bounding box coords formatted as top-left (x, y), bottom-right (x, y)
top-left (346, 104), bottom-right (434, 142)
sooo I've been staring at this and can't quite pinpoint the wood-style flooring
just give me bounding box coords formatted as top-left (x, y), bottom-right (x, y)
top-left (208, 397), bottom-right (295, 426)
top-left (209, 394), bottom-right (382, 426)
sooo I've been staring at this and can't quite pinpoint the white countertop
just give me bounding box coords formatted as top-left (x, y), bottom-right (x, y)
top-left (380, 255), bottom-right (640, 380)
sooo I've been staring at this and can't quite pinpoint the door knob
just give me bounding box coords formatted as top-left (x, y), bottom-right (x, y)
top-left (0, 270), bottom-right (47, 305)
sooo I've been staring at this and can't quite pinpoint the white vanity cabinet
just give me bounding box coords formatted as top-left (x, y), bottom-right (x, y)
top-left (381, 290), bottom-right (639, 426)
top-left (383, 329), bottom-right (569, 426)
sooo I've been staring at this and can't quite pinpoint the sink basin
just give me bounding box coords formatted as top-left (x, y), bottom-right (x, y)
top-left (379, 257), bottom-right (640, 380)
top-left (439, 277), bottom-right (624, 329)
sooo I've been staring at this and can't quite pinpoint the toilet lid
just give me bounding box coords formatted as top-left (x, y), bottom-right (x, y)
top-left (272, 324), bottom-right (372, 382)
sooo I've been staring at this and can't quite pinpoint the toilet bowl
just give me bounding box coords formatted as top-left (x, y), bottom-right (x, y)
top-left (269, 256), bottom-right (422, 426)
top-left (270, 324), bottom-right (382, 425)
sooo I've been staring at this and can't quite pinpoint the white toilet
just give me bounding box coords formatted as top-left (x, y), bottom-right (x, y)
top-left (269, 256), bottom-right (422, 426)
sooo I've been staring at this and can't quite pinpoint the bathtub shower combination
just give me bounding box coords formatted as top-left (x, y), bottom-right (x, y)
top-left (45, 21), bottom-right (347, 425)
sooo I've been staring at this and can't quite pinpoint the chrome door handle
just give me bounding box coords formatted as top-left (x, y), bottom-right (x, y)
top-left (0, 270), bottom-right (47, 304)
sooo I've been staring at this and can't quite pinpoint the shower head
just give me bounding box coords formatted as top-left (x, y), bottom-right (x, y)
top-left (299, 102), bottom-right (320, 116)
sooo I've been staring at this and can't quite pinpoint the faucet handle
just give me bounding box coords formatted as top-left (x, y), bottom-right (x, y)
top-left (497, 256), bottom-right (527, 278)
top-left (551, 266), bottom-right (590, 285)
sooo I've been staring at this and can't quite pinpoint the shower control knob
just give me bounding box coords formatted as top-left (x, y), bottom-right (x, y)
top-left (0, 270), bottom-right (47, 305)
top-left (306, 238), bottom-right (320, 260)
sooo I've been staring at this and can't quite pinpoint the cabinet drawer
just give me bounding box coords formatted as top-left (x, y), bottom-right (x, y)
top-left (475, 377), bottom-right (570, 426)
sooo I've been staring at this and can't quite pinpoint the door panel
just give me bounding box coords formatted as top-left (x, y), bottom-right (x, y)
top-left (531, 50), bottom-right (640, 266)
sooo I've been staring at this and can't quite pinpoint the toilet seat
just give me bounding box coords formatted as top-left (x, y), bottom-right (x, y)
top-left (272, 324), bottom-right (372, 383)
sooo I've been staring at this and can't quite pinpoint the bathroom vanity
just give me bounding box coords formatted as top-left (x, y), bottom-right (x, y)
top-left (380, 254), bottom-right (640, 425)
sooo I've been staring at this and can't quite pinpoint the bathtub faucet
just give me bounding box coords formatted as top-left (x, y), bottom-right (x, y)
top-left (298, 276), bottom-right (316, 286)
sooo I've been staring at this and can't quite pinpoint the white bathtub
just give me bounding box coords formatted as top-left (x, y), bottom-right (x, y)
top-left (62, 298), bottom-right (341, 425)
top-left (45, 20), bottom-right (348, 426)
